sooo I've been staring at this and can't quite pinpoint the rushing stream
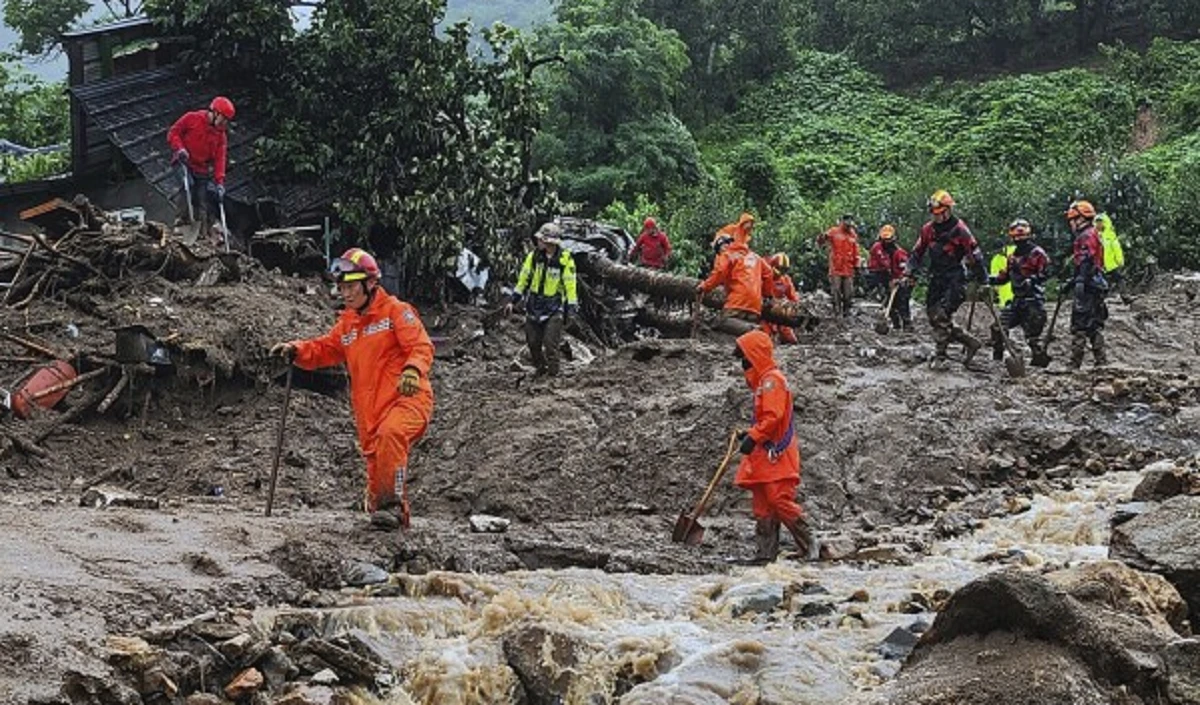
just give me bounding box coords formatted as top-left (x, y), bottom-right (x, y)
top-left (257, 471), bottom-right (1143, 705)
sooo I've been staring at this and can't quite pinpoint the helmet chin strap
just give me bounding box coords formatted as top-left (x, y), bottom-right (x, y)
top-left (356, 281), bottom-right (378, 314)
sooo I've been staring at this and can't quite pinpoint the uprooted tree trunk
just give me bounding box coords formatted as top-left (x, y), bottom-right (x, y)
top-left (581, 256), bottom-right (820, 329)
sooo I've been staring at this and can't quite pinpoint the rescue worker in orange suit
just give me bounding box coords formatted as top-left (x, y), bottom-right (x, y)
top-left (630, 217), bottom-right (671, 270)
top-left (988, 219), bottom-right (1049, 363)
top-left (732, 330), bottom-right (813, 564)
top-left (167, 96), bottom-right (234, 243)
top-left (904, 190), bottom-right (987, 368)
top-left (270, 248), bottom-right (434, 531)
top-left (698, 212), bottom-right (774, 321)
top-left (870, 225), bottom-right (912, 330)
top-left (1065, 200), bottom-right (1109, 367)
top-left (817, 214), bottom-right (859, 317)
top-left (762, 253), bottom-right (800, 345)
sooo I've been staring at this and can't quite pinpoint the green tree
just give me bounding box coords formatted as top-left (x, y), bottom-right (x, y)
top-left (3, 0), bottom-right (142, 56)
top-left (533, 0), bottom-right (699, 211)
top-left (0, 59), bottom-right (70, 182)
top-left (148, 0), bottom-right (555, 295)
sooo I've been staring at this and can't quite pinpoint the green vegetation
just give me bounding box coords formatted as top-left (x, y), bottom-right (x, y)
top-left (0, 59), bottom-right (69, 183)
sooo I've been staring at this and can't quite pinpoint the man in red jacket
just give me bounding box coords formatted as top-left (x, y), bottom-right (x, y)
top-left (167, 96), bottom-right (235, 243)
top-left (869, 225), bottom-right (912, 330)
top-left (270, 248), bottom-right (435, 531)
top-left (731, 330), bottom-right (812, 564)
top-left (630, 217), bottom-right (671, 269)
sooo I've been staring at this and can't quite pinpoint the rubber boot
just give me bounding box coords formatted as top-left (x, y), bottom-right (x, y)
top-left (370, 499), bottom-right (404, 531)
top-left (1091, 331), bottom-right (1108, 366)
top-left (1070, 332), bottom-right (1087, 369)
top-left (782, 517), bottom-right (814, 561)
top-left (755, 518), bottom-right (781, 564)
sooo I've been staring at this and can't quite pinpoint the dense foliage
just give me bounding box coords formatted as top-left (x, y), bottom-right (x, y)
top-left (0, 59), bottom-right (70, 182)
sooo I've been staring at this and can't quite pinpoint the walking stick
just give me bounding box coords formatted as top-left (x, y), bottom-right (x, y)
top-left (265, 365), bottom-right (294, 517)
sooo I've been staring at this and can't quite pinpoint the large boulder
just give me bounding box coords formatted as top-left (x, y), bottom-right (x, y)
top-left (1110, 495), bottom-right (1200, 619)
top-left (502, 623), bottom-right (590, 705)
top-left (877, 567), bottom-right (1192, 705)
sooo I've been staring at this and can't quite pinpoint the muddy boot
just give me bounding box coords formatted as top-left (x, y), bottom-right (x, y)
top-left (1091, 331), bottom-right (1108, 366)
top-left (782, 517), bottom-right (814, 561)
top-left (756, 518), bottom-right (780, 563)
top-left (1070, 332), bottom-right (1087, 369)
top-left (369, 501), bottom-right (403, 531)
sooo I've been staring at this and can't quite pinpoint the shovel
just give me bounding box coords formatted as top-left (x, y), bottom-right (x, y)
top-left (874, 282), bottom-right (899, 335)
top-left (982, 296), bottom-right (1027, 378)
top-left (672, 430), bottom-right (739, 546)
top-left (1031, 296), bottom-right (1065, 368)
top-left (218, 197), bottom-right (231, 253)
top-left (265, 365), bottom-right (294, 517)
top-left (177, 163), bottom-right (201, 245)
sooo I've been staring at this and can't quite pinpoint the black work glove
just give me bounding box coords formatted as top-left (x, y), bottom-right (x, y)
top-left (737, 431), bottom-right (756, 455)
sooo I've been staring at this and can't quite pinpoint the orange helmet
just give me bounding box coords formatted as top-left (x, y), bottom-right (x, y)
top-left (210, 96), bottom-right (235, 120)
top-left (1007, 219), bottom-right (1032, 240)
top-left (329, 247), bottom-right (380, 282)
top-left (769, 252), bottom-right (791, 272)
top-left (878, 224), bottom-right (896, 241)
top-left (1065, 200), bottom-right (1096, 220)
top-left (927, 189), bottom-right (955, 213)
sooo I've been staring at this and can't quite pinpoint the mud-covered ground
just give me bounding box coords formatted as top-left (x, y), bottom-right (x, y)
top-left (2, 250), bottom-right (1200, 702)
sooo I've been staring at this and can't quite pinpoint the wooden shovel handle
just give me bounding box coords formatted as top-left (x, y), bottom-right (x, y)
top-left (689, 430), bottom-right (740, 518)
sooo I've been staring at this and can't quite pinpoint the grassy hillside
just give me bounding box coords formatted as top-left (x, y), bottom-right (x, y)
top-left (610, 42), bottom-right (1200, 284)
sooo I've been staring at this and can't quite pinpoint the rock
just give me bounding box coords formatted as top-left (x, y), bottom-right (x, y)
top-left (503, 624), bottom-right (589, 705)
top-left (1045, 464), bottom-right (1073, 479)
top-left (933, 511), bottom-right (975, 538)
top-left (256, 645), bottom-right (299, 687)
top-left (186, 694), bottom-right (223, 705)
top-left (469, 514), bottom-right (511, 534)
top-left (1131, 461), bottom-right (1184, 501)
top-left (1047, 560), bottom-right (1188, 635)
top-left (1162, 639), bottom-right (1200, 704)
top-left (1093, 383), bottom-right (1116, 402)
top-left (292, 637), bottom-right (390, 686)
top-left (848, 588), bottom-right (870, 603)
top-left (62, 672), bottom-right (142, 705)
top-left (310, 668), bottom-right (339, 685)
top-left (1110, 495), bottom-right (1200, 619)
top-left (343, 561), bottom-right (388, 587)
top-left (798, 601), bottom-right (836, 618)
top-left (721, 582), bottom-right (784, 617)
top-left (218, 633), bottom-right (254, 660)
top-left (273, 687), bottom-right (335, 705)
top-left (80, 485), bottom-right (160, 510)
top-left (853, 544), bottom-right (913, 565)
top-left (878, 626), bottom-right (921, 660)
top-left (1083, 457), bottom-right (1107, 475)
top-left (890, 567), bottom-right (1183, 705)
top-left (1112, 501), bottom-right (1154, 526)
top-left (224, 667), bottom-right (264, 699)
top-left (987, 453), bottom-right (1016, 473)
top-left (817, 535), bottom-right (856, 561)
top-left (870, 659), bottom-right (902, 680)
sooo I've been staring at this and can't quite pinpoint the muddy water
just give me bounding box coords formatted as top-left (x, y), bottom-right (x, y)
top-left (256, 471), bottom-right (1141, 705)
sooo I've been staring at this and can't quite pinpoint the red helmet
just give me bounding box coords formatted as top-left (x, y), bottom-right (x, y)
top-left (643, 217), bottom-right (657, 230)
top-left (210, 96), bottom-right (235, 120)
top-left (329, 247), bottom-right (380, 282)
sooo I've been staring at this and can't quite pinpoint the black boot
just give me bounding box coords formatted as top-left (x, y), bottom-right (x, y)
top-left (755, 518), bottom-right (780, 564)
top-left (990, 327), bottom-right (1005, 361)
top-left (1091, 331), bottom-right (1108, 366)
top-left (1070, 332), bottom-right (1087, 369)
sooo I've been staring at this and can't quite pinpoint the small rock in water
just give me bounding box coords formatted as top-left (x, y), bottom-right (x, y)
top-left (310, 668), bottom-right (339, 685)
top-left (847, 588), bottom-right (870, 603)
top-left (722, 582), bottom-right (784, 617)
top-left (878, 626), bottom-right (921, 660)
top-left (798, 601), bottom-right (836, 618)
top-left (469, 514), bottom-right (511, 533)
top-left (343, 561), bottom-right (389, 587)
top-left (871, 660), bottom-right (902, 680)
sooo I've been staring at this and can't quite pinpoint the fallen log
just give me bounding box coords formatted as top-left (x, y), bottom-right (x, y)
top-left (582, 256), bottom-right (820, 329)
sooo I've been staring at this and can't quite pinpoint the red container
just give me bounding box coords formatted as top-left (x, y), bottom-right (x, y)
top-left (12, 360), bottom-right (77, 420)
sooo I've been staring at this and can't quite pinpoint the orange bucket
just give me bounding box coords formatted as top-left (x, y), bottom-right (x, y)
top-left (12, 360), bottom-right (77, 419)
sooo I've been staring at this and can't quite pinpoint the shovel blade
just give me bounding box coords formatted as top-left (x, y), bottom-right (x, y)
top-left (671, 511), bottom-right (706, 545)
top-left (1030, 348), bottom-right (1051, 368)
top-left (874, 318), bottom-right (891, 335)
top-left (1005, 354), bottom-right (1027, 378)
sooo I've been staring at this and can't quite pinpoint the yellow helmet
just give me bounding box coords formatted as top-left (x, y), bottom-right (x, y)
top-left (1065, 200), bottom-right (1096, 220)
top-left (878, 224), bottom-right (896, 241)
top-left (928, 189), bottom-right (955, 213)
top-left (769, 252), bottom-right (791, 272)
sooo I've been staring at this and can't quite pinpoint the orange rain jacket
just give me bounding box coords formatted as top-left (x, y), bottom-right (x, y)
top-left (819, 224), bottom-right (859, 277)
top-left (701, 217), bottom-right (774, 316)
top-left (734, 330), bottom-right (800, 487)
top-left (291, 290), bottom-right (435, 448)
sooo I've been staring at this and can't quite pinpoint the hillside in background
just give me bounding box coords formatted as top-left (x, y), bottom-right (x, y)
top-left (445, 0), bottom-right (553, 30)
